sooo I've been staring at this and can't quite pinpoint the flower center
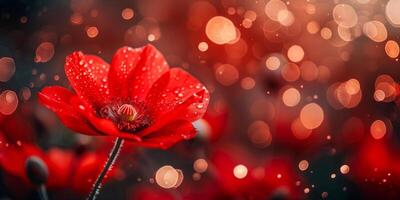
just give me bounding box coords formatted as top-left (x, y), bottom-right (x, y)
top-left (98, 100), bottom-right (152, 133)
top-left (117, 104), bottom-right (138, 122)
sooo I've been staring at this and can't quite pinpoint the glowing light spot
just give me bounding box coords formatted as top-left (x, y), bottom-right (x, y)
top-left (155, 165), bottom-right (184, 189)
top-left (70, 13), bottom-right (83, 25)
top-left (244, 10), bottom-right (257, 22)
top-left (147, 34), bottom-right (155, 42)
top-left (227, 28), bottom-right (241, 44)
top-left (215, 64), bottom-right (239, 86)
top-left (0, 90), bottom-right (18, 115)
top-left (242, 18), bottom-right (253, 28)
top-left (21, 87), bottom-right (31, 101)
top-left (300, 61), bottom-right (318, 81)
top-left (307, 21), bottom-right (320, 34)
top-left (386, 0), bottom-right (400, 27)
top-left (193, 159), bottom-right (208, 173)
top-left (205, 16), bottom-right (237, 45)
top-left (35, 42), bottom-right (54, 63)
top-left (241, 77), bottom-right (256, 90)
top-left (54, 75), bottom-right (60, 81)
top-left (320, 27), bottom-right (332, 40)
top-left (224, 38), bottom-right (248, 59)
top-left (0, 57), bottom-right (15, 82)
top-left (337, 26), bottom-right (356, 42)
top-left (277, 9), bottom-right (294, 26)
top-left (305, 3), bottom-right (316, 14)
top-left (291, 118), bottom-right (312, 140)
top-left (121, 8), bottom-right (134, 20)
top-left (340, 165), bottom-right (350, 174)
top-left (282, 87), bottom-right (301, 107)
top-left (287, 45), bottom-right (304, 63)
top-left (300, 103), bottom-right (324, 130)
top-left (192, 173), bottom-right (201, 181)
top-left (363, 20), bottom-right (387, 42)
top-left (298, 160), bottom-right (309, 171)
top-left (86, 26), bottom-right (99, 38)
top-left (233, 165), bottom-right (248, 179)
top-left (385, 40), bottom-right (399, 58)
top-left (344, 79), bottom-right (360, 95)
top-left (281, 63), bottom-right (300, 82)
top-left (198, 42), bottom-right (209, 52)
top-left (265, 56), bottom-right (281, 71)
top-left (370, 120), bottom-right (386, 140)
top-left (20, 16), bottom-right (28, 24)
top-left (248, 121), bottom-right (272, 148)
top-left (227, 7), bottom-right (236, 15)
top-left (335, 79), bottom-right (362, 108)
top-left (265, 0), bottom-right (288, 21)
top-left (374, 90), bottom-right (385, 102)
top-left (332, 4), bottom-right (358, 28)
top-left (318, 65), bottom-right (331, 82)
top-left (335, 81), bottom-right (362, 108)
top-left (374, 74), bottom-right (397, 102)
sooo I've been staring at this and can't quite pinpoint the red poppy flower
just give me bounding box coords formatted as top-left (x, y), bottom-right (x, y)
top-left (38, 45), bottom-right (209, 149)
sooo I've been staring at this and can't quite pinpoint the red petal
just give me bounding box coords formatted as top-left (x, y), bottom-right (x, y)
top-left (135, 120), bottom-right (196, 149)
top-left (65, 52), bottom-right (110, 106)
top-left (142, 68), bottom-right (209, 135)
top-left (38, 86), bottom-right (101, 136)
top-left (108, 45), bottom-right (169, 100)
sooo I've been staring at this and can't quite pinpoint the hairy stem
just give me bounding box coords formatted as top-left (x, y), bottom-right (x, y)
top-left (38, 184), bottom-right (48, 200)
top-left (87, 137), bottom-right (124, 200)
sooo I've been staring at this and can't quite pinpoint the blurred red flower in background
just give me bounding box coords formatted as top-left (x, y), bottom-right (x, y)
top-left (0, 111), bottom-right (120, 199)
top-left (38, 44), bottom-right (209, 149)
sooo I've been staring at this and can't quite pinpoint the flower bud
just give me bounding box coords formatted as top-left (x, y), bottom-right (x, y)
top-left (25, 156), bottom-right (49, 185)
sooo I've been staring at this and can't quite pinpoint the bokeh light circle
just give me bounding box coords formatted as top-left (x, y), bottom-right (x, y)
top-left (205, 16), bottom-right (237, 45)
top-left (300, 103), bottom-right (324, 130)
